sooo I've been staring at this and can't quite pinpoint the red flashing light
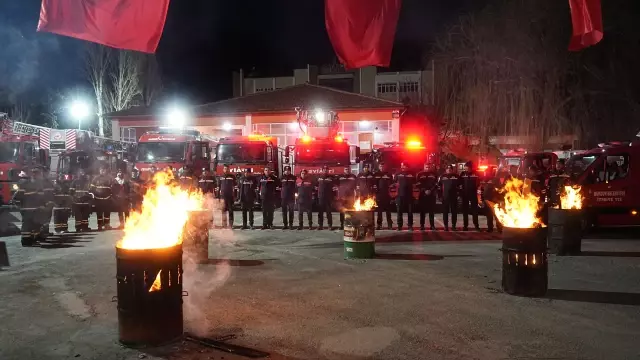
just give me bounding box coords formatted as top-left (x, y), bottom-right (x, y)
top-left (334, 135), bottom-right (343, 142)
top-left (406, 140), bottom-right (422, 149)
top-left (478, 165), bottom-right (488, 172)
top-left (301, 135), bottom-right (312, 143)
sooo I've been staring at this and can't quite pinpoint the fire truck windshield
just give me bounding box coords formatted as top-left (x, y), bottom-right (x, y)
top-left (217, 143), bottom-right (267, 163)
top-left (566, 153), bottom-right (599, 178)
top-left (0, 143), bottom-right (19, 162)
top-left (60, 152), bottom-right (90, 174)
top-left (296, 143), bottom-right (349, 165)
top-left (137, 142), bottom-right (186, 162)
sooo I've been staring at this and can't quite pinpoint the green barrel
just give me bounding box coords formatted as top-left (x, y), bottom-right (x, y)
top-left (548, 208), bottom-right (583, 255)
top-left (344, 210), bottom-right (375, 259)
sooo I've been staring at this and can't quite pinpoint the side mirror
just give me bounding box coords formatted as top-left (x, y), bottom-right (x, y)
top-left (284, 146), bottom-right (290, 157)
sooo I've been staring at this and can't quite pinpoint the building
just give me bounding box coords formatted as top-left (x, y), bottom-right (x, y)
top-left (108, 83), bottom-right (403, 152)
top-left (233, 64), bottom-right (434, 105)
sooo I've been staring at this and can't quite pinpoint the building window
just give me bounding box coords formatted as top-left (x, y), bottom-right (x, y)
top-left (399, 81), bottom-right (419, 93)
top-left (120, 127), bottom-right (137, 142)
top-left (377, 82), bottom-right (397, 94)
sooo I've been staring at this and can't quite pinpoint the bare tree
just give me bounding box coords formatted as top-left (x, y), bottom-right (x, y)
top-left (85, 44), bottom-right (147, 137)
top-left (139, 54), bottom-right (163, 106)
top-left (10, 101), bottom-right (31, 123)
top-left (85, 43), bottom-right (111, 136)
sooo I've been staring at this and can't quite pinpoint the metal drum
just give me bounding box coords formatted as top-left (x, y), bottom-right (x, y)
top-left (548, 208), bottom-right (582, 255)
top-left (501, 226), bottom-right (548, 297)
top-left (343, 210), bottom-right (375, 259)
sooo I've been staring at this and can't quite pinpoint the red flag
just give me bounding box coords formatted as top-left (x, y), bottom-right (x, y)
top-left (568, 0), bottom-right (604, 51)
top-left (37, 0), bottom-right (170, 53)
top-left (325, 0), bottom-right (402, 69)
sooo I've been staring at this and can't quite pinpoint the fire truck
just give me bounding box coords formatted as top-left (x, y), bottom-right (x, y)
top-left (565, 140), bottom-right (640, 228)
top-left (498, 149), bottom-right (558, 176)
top-left (0, 116), bottom-right (51, 205)
top-left (135, 128), bottom-right (215, 180)
top-left (212, 134), bottom-right (280, 177)
top-left (284, 108), bottom-right (359, 177)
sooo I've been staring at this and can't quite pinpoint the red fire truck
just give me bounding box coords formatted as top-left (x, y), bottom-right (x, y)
top-left (498, 149), bottom-right (558, 176)
top-left (212, 134), bottom-right (280, 177)
top-left (135, 128), bottom-right (214, 180)
top-left (0, 116), bottom-right (51, 205)
top-left (286, 134), bottom-right (357, 176)
top-left (565, 140), bottom-right (640, 228)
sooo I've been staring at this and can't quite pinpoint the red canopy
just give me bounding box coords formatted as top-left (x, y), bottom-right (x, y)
top-left (568, 0), bottom-right (604, 51)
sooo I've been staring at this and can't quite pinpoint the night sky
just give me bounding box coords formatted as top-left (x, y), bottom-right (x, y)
top-left (0, 0), bottom-right (479, 104)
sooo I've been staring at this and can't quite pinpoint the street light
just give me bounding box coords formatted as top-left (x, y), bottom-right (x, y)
top-left (70, 101), bottom-right (90, 129)
top-left (223, 122), bottom-right (232, 131)
top-left (168, 107), bottom-right (187, 128)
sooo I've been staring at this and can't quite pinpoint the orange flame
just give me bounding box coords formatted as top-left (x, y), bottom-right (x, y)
top-left (493, 178), bottom-right (543, 228)
top-left (117, 170), bottom-right (206, 250)
top-left (149, 270), bottom-right (162, 292)
top-left (354, 197), bottom-right (376, 211)
top-left (560, 185), bottom-right (583, 210)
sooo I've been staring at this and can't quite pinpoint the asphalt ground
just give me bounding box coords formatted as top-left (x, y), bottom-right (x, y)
top-left (1, 212), bottom-right (640, 360)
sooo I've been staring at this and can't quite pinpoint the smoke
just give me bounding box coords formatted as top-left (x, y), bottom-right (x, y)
top-left (0, 21), bottom-right (61, 104)
top-left (182, 195), bottom-right (234, 337)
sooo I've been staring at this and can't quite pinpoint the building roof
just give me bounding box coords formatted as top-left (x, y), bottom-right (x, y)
top-left (105, 83), bottom-right (402, 118)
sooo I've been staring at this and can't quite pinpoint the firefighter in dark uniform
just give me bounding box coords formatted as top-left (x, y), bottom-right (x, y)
top-left (316, 166), bottom-right (335, 230)
top-left (416, 163), bottom-right (438, 231)
top-left (198, 167), bottom-right (216, 194)
top-left (129, 168), bottom-right (145, 212)
top-left (459, 161), bottom-right (480, 231)
top-left (374, 163), bottom-right (393, 230)
top-left (481, 174), bottom-right (503, 233)
top-left (70, 169), bottom-right (92, 232)
top-left (13, 167), bottom-right (44, 246)
top-left (547, 159), bottom-right (569, 206)
top-left (280, 166), bottom-right (297, 229)
top-left (356, 164), bottom-right (374, 198)
top-left (439, 165), bottom-right (459, 231)
top-left (40, 171), bottom-right (56, 236)
top-left (338, 166), bottom-right (357, 229)
top-left (259, 167), bottom-right (279, 229)
top-left (526, 165), bottom-right (547, 223)
top-left (296, 169), bottom-right (314, 230)
top-left (239, 168), bottom-right (257, 229)
top-left (90, 164), bottom-right (114, 230)
top-left (178, 165), bottom-right (197, 191)
top-left (217, 164), bottom-right (236, 228)
top-left (112, 171), bottom-right (130, 229)
top-left (394, 162), bottom-right (415, 231)
top-left (53, 174), bottom-right (72, 234)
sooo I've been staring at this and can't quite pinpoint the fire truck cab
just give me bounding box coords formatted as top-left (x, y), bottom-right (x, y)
top-left (56, 149), bottom-right (123, 183)
top-left (498, 150), bottom-right (558, 177)
top-left (1, 116), bottom-right (51, 205)
top-left (213, 134), bottom-right (280, 177)
top-left (135, 128), bottom-right (212, 180)
top-left (566, 141), bottom-right (640, 227)
top-left (285, 134), bottom-right (358, 177)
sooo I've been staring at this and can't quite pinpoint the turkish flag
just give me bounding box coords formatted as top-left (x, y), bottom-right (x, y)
top-left (37, 0), bottom-right (170, 53)
top-left (568, 0), bottom-right (604, 51)
top-left (325, 0), bottom-right (402, 69)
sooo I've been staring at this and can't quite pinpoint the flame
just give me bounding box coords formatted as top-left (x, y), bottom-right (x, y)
top-left (117, 170), bottom-right (206, 250)
top-left (493, 178), bottom-right (543, 228)
top-left (149, 270), bottom-right (162, 292)
top-left (353, 197), bottom-right (376, 211)
top-left (560, 185), bottom-right (583, 210)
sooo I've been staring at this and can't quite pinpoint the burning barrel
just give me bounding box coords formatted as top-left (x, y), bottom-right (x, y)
top-left (547, 186), bottom-right (584, 256)
top-left (344, 210), bottom-right (375, 259)
top-left (501, 227), bottom-right (548, 296)
top-left (548, 208), bottom-right (582, 255)
top-left (184, 210), bottom-right (212, 264)
top-left (116, 243), bottom-right (184, 346)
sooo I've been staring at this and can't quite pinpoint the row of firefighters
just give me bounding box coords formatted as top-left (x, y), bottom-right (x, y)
top-left (11, 159), bottom-right (568, 245)
top-left (203, 159), bottom-right (568, 231)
